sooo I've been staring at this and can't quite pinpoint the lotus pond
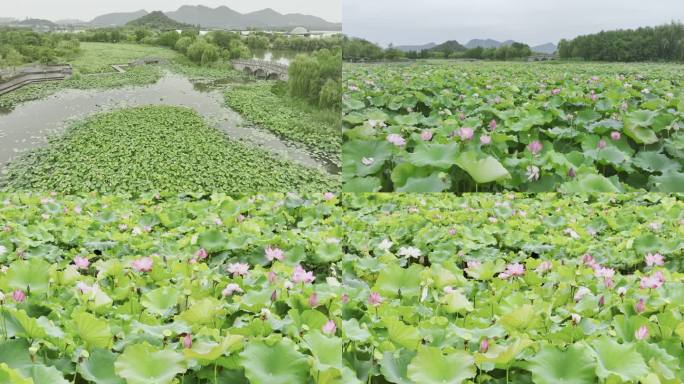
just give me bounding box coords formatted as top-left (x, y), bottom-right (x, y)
top-left (343, 61), bottom-right (684, 192)
top-left (0, 192), bottom-right (682, 383)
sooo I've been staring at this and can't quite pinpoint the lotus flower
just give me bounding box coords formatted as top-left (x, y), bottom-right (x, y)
top-left (635, 298), bottom-right (646, 313)
top-left (480, 135), bottom-right (491, 145)
top-left (387, 134), bottom-right (406, 147)
top-left (611, 131), bottom-right (621, 140)
top-left (574, 287), bottom-right (591, 302)
top-left (528, 140), bottom-right (543, 155)
top-left (222, 283), bottom-right (243, 296)
top-left (368, 291), bottom-right (383, 307)
top-left (131, 257), bottom-right (153, 273)
top-left (322, 320), bottom-right (337, 335)
top-left (341, 293), bottom-right (350, 304)
top-left (458, 127), bottom-right (474, 141)
top-left (634, 325), bottom-right (649, 340)
top-left (536, 261), bottom-right (552, 273)
top-left (196, 248), bottom-right (208, 260)
top-left (640, 271), bottom-right (665, 289)
top-left (292, 265), bottom-right (315, 284)
top-left (551, 88), bottom-right (561, 96)
top-left (182, 333), bottom-right (192, 348)
top-left (12, 289), bottom-right (26, 303)
top-left (571, 313), bottom-right (581, 324)
top-left (489, 119), bottom-right (497, 130)
top-left (480, 338), bottom-right (489, 353)
top-left (420, 130), bottom-right (433, 141)
top-left (268, 271), bottom-right (277, 284)
top-left (597, 139), bottom-right (606, 149)
top-left (645, 253), bottom-right (664, 267)
top-left (499, 263), bottom-right (525, 279)
top-left (377, 239), bottom-right (393, 252)
top-left (265, 246), bottom-right (284, 262)
top-left (397, 246), bottom-right (421, 259)
top-left (568, 168), bottom-right (576, 178)
top-left (617, 287), bottom-right (627, 296)
top-left (73, 256), bottom-right (90, 270)
top-left (308, 293), bottom-right (319, 307)
top-left (323, 192), bottom-right (335, 200)
top-left (227, 263), bottom-right (250, 277)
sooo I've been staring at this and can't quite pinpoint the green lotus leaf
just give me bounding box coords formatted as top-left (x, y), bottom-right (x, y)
top-left (384, 317), bottom-right (421, 350)
top-left (442, 290), bottom-right (473, 314)
top-left (407, 347), bottom-right (476, 384)
top-left (476, 338), bottom-right (534, 366)
top-left (633, 151), bottom-right (681, 173)
top-left (78, 349), bottom-right (125, 384)
top-left (589, 337), bottom-right (649, 381)
top-left (373, 263), bottom-right (423, 298)
top-left (114, 343), bottom-right (187, 384)
top-left (5, 259), bottom-right (50, 293)
top-left (198, 230), bottom-right (228, 253)
top-left (342, 140), bottom-right (394, 177)
top-left (636, 342), bottom-right (680, 380)
top-left (560, 174), bottom-right (622, 193)
top-left (651, 170), bottom-right (684, 192)
top-left (141, 286), bottom-right (180, 316)
top-left (2, 310), bottom-right (47, 340)
top-left (341, 176), bottom-right (382, 192)
top-left (73, 312), bottom-right (112, 349)
top-left (0, 363), bottom-right (32, 384)
top-left (396, 172), bottom-right (450, 192)
top-left (183, 335), bottom-right (243, 363)
top-left (623, 110), bottom-right (658, 144)
top-left (380, 350), bottom-right (415, 384)
top-left (240, 339), bottom-right (309, 384)
top-left (455, 151), bottom-right (510, 184)
top-left (407, 142), bottom-right (459, 170)
top-left (527, 345), bottom-right (597, 384)
top-left (23, 365), bottom-right (69, 384)
top-left (176, 298), bottom-right (222, 325)
top-left (303, 331), bottom-right (343, 371)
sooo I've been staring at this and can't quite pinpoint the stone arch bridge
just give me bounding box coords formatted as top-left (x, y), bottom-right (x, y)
top-left (232, 59), bottom-right (289, 81)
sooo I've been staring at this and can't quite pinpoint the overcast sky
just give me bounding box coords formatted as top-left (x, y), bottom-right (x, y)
top-left (0, 0), bottom-right (341, 22)
top-left (344, 0), bottom-right (683, 47)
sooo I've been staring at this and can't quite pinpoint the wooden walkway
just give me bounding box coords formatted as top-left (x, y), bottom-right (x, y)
top-left (0, 65), bottom-right (73, 95)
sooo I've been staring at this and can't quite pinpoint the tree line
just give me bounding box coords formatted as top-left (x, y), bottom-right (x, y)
top-left (0, 28), bottom-right (80, 68)
top-left (343, 36), bottom-right (532, 62)
top-left (558, 22), bottom-right (684, 61)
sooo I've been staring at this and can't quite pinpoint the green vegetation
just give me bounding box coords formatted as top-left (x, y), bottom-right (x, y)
top-left (0, 28), bottom-right (80, 67)
top-left (288, 49), bottom-right (342, 109)
top-left (69, 42), bottom-right (180, 73)
top-left (224, 81), bottom-right (341, 162)
top-left (0, 66), bottom-right (163, 110)
top-left (343, 61), bottom-right (684, 192)
top-left (1, 106), bottom-right (337, 193)
top-left (0, 192), bottom-right (681, 383)
top-left (559, 22), bottom-right (684, 62)
top-left (126, 11), bottom-right (193, 30)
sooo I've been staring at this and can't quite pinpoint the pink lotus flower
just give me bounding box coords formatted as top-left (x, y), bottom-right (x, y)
top-left (265, 246), bottom-right (284, 262)
top-left (182, 333), bottom-right (192, 348)
top-left (645, 253), bottom-right (664, 267)
top-left (368, 291), bottom-right (383, 307)
top-left (323, 192), bottom-right (335, 201)
top-left (132, 257), bottom-right (153, 273)
top-left (640, 271), bottom-right (665, 289)
top-left (420, 130), bottom-right (433, 141)
top-left (227, 263), bottom-right (250, 277)
top-left (635, 325), bottom-right (649, 340)
top-left (480, 135), bottom-right (491, 145)
top-left (458, 127), bottom-right (474, 141)
top-left (604, 278), bottom-right (614, 289)
top-left (489, 119), bottom-right (497, 130)
top-left (308, 293), bottom-right (319, 307)
top-left (590, 93), bottom-right (598, 102)
top-left (322, 320), bottom-right (336, 335)
top-left (611, 131), bottom-right (621, 141)
top-left (466, 260), bottom-right (481, 269)
top-left (574, 287), bottom-right (591, 302)
top-left (341, 293), bottom-right (350, 304)
top-left (527, 140), bottom-right (543, 155)
top-left (292, 265), bottom-right (315, 284)
top-left (73, 256), bottom-right (90, 270)
top-left (480, 338), bottom-right (489, 353)
top-left (222, 283), bottom-right (243, 296)
top-left (635, 298), bottom-right (646, 313)
top-left (536, 261), bottom-right (552, 273)
top-left (268, 271), bottom-right (277, 284)
top-left (499, 263), bottom-right (525, 279)
top-left (12, 289), bottom-right (26, 303)
top-left (551, 88), bottom-right (561, 96)
top-left (595, 267), bottom-right (615, 279)
top-left (448, 228), bottom-right (457, 236)
top-left (597, 139), bottom-right (606, 149)
top-left (196, 248), bottom-right (208, 260)
top-left (387, 134), bottom-right (406, 147)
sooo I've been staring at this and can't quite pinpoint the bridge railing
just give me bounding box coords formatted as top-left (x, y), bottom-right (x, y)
top-left (232, 59), bottom-right (288, 72)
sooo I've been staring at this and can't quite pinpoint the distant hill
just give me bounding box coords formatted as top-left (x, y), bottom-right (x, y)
top-left (17, 18), bottom-right (57, 28)
top-left (164, 5), bottom-right (341, 30)
top-left (395, 42), bottom-right (437, 52)
top-left (464, 38), bottom-right (517, 49)
top-left (127, 11), bottom-right (192, 29)
top-left (90, 10), bottom-right (148, 27)
top-left (0, 17), bottom-right (17, 24)
top-left (430, 40), bottom-right (467, 52)
top-left (532, 43), bottom-right (557, 54)
top-left (55, 19), bottom-right (88, 26)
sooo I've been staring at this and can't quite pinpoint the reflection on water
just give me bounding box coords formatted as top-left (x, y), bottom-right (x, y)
top-left (251, 50), bottom-right (296, 66)
top-left (0, 71), bottom-right (337, 173)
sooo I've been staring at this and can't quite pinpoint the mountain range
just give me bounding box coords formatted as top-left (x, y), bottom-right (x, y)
top-left (63, 5), bottom-right (339, 30)
top-left (396, 38), bottom-right (557, 54)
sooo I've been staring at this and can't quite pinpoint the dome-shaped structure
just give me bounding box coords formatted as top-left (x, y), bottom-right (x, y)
top-left (290, 26), bottom-right (308, 35)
